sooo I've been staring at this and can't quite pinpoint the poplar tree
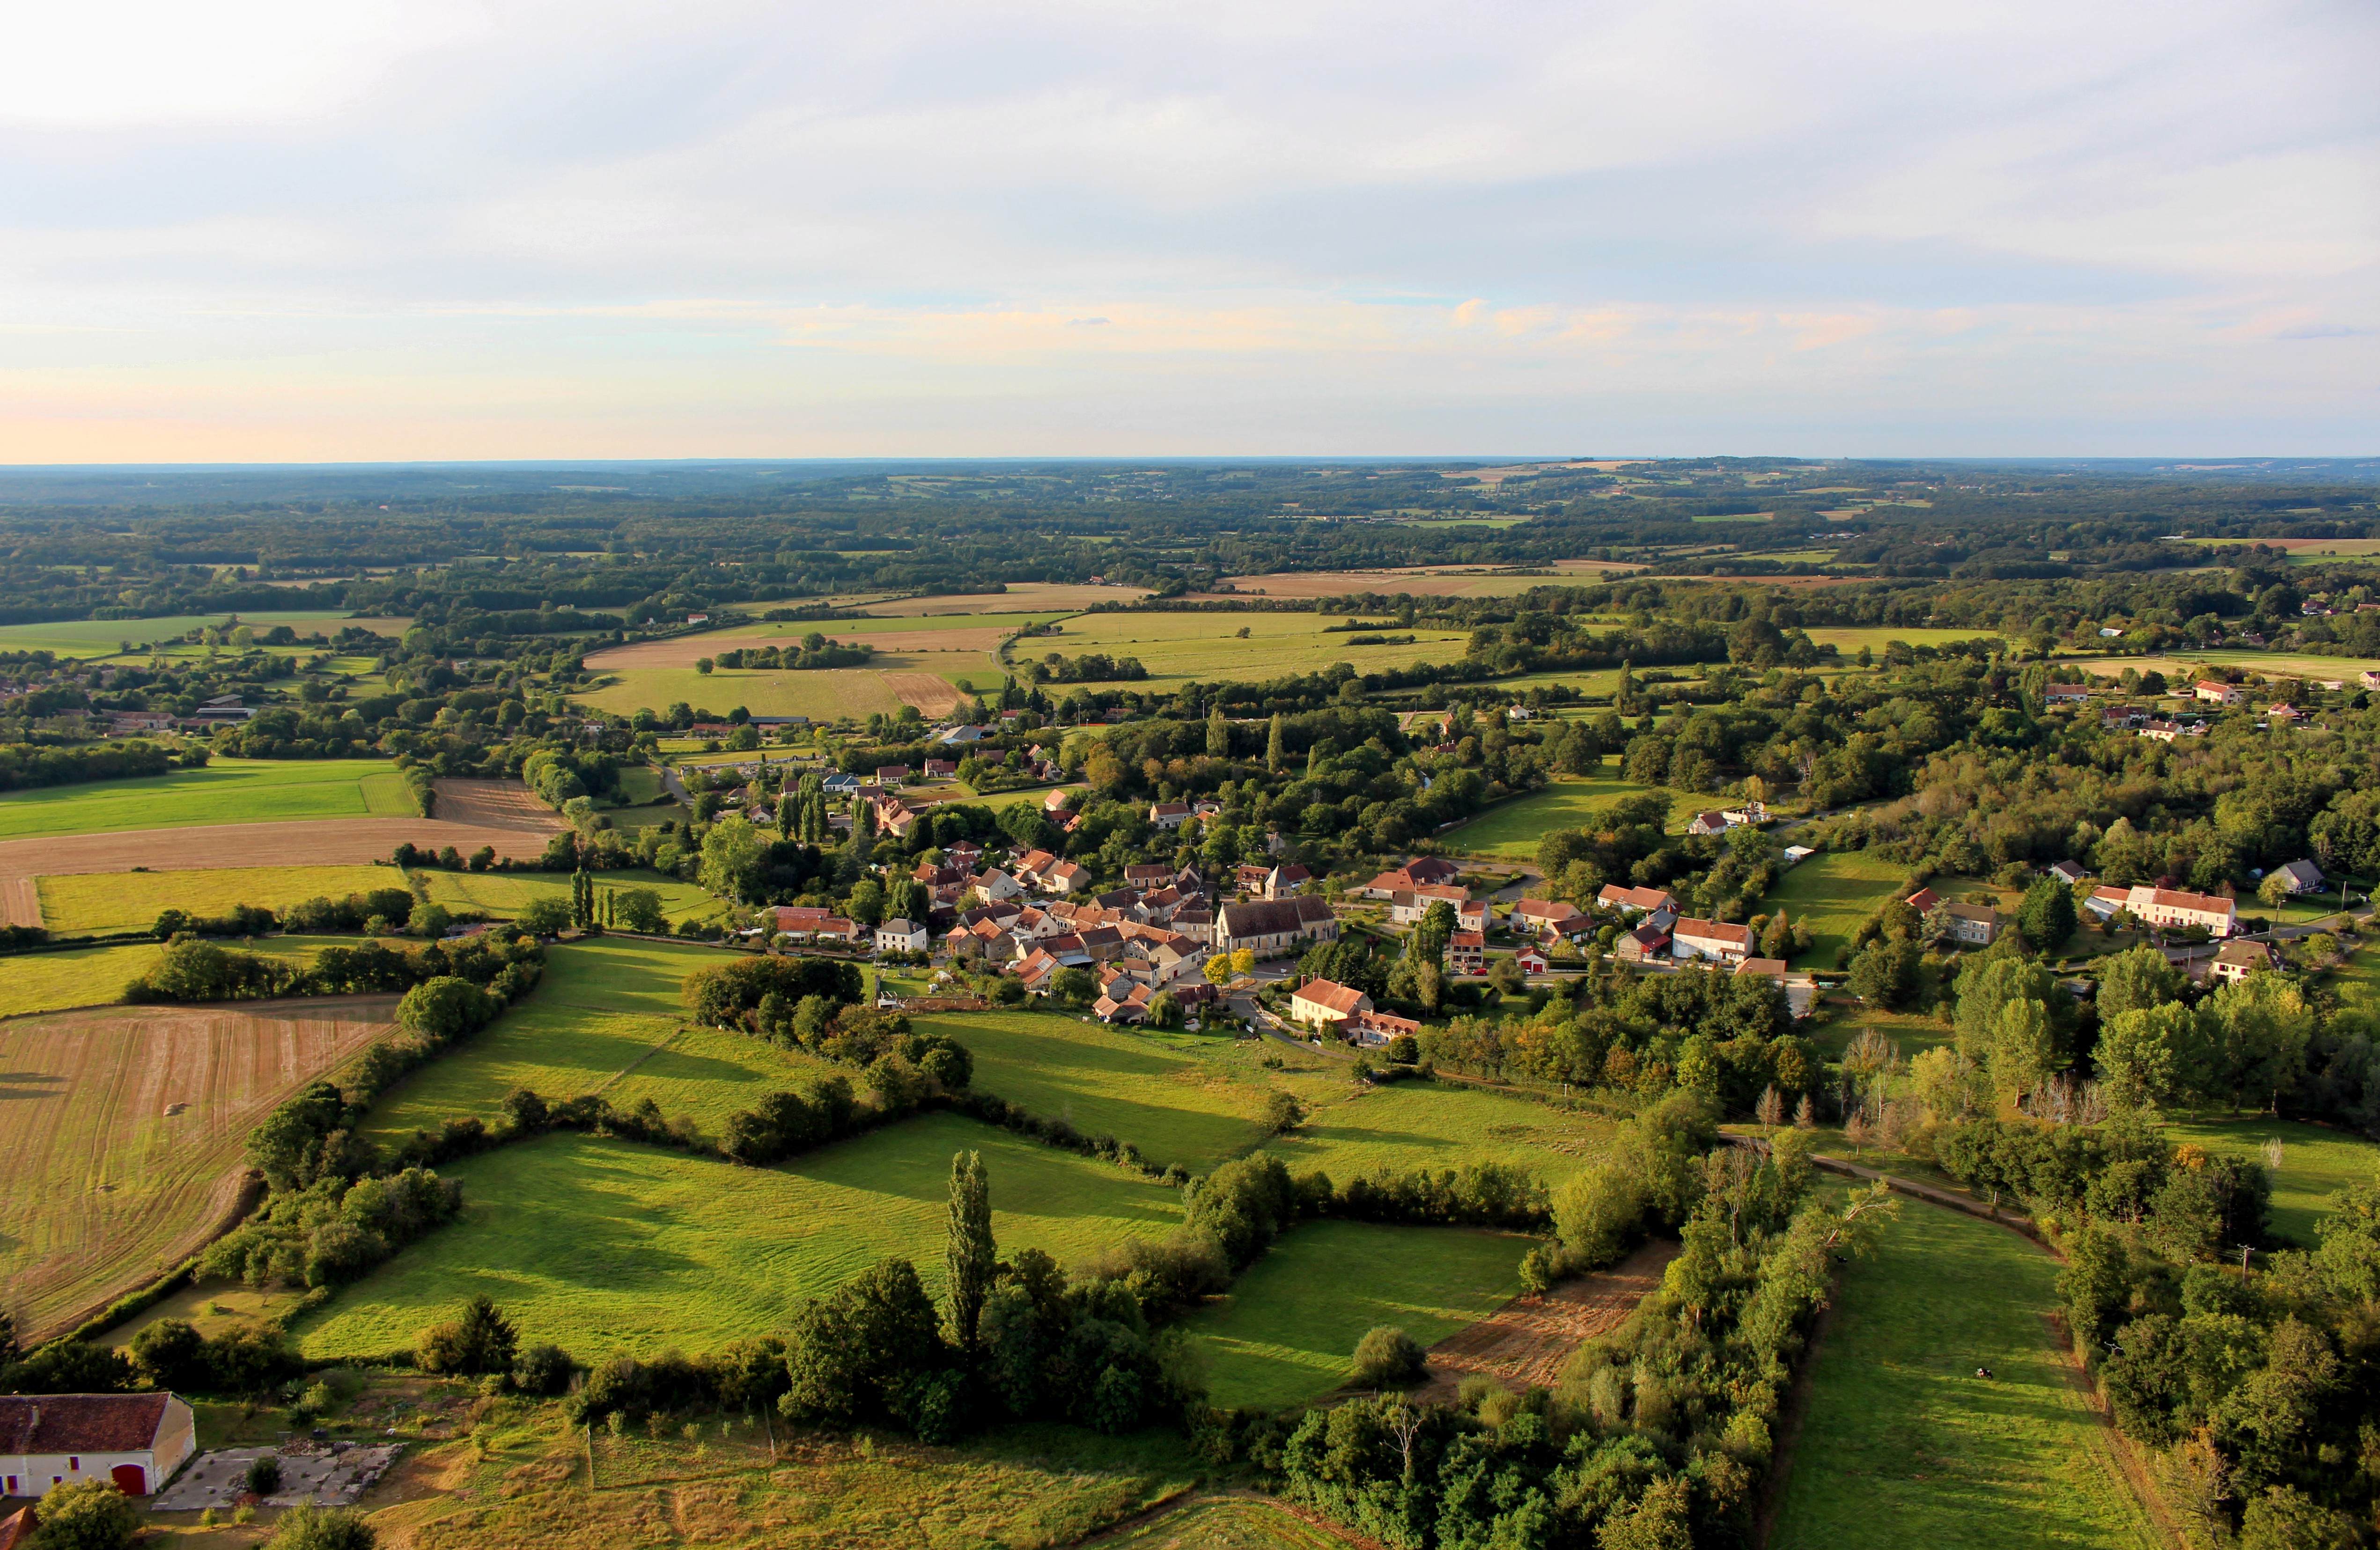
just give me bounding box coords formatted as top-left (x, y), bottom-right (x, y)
top-left (1266, 712), bottom-right (1285, 771)
top-left (944, 1150), bottom-right (995, 1351)
top-left (1207, 707), bottom-right (1230, 757)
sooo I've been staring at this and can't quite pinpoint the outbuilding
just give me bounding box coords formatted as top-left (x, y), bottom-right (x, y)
top-left (1, 1393), bottom-right (196, 1499)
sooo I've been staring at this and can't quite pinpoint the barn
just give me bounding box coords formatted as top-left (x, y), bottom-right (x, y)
top-left (0, 1393), bottom-right (196, 1499)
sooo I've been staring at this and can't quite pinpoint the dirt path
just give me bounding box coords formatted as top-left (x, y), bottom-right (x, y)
top-left (1410, 1238), bottom-right (1678, 1402)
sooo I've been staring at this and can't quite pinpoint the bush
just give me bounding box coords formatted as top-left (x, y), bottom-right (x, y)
top-left (1349, 1325), bottom-right (1426, 1388)
top-left (34, 1478), bottom-right (143, 1550)
top-left (415, 1296), bottom-right (519, 1375)
top-left (396, 976), bottom-right (499, 1039)
top-left (244, 1454), bottom-right (283, 1496)
top-left (513, 1344), bottom-right (575, 1396)
top-left (264, 1504), bottom-right (378, 1550)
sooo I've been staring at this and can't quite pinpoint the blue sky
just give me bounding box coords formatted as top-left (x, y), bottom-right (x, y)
top-left (0, 0), bottom-right (2373, 459)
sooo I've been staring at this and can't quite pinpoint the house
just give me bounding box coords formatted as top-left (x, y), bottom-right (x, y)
top-left (2267, 704), bottom-right (2305, 724)
top-left (1686, 810), bottom-right (1734, 837)
top-left (1093, 982), bottom-right (1154, 1024)
top-left (1672, 917), bottom-right (1754, 964)
top-left (1389, 884), bottom-right (1470, 925)
top-left (1262, 863), bottom-right (1312, 900)
top-left (2361, 671), bottom-right (2380, 691)
top-left (1455, 900), bottom-right (1487, 935)
top-left (875, 918), bottom-right (929, 954)
top-left (2209, 940), bottom-right (2277, 983)
top-left (970, 870), bottom-right (1023, 904)
top-left (876, 764), bottom-right (913, 784)
top-left (2101, 705), bottom-right (2147, 730)
top-left (2137, 719), bottom-right (2204, 742)
top-left (1902, 887), bottom-right (1940, 914)
top-left (822, 773), bottom-right (862, 795)
top-left (1012, 850), bottom-right (1060, 888)
top-left (1939, 901), bottom-right (2003, 946)
top-left (1514, 946), bottom-right (1550, 975)
top-left (1509, 898), bottom-right (1585, 935)
top-left (2048, 861), bottom-right (2087, 886)
top-left (1723, 801), bottom-right (1768, 826)
top-left (1044, 787), bottom-right (1077, 815)
top-left (923, 758), bottom-right (958, 779)
top-left (2269, 859), bottom-right (2325, 895)
top-left (2114, 884), bottom-right (2237, 937)
top-left (1614, 923), bottom-right (1670, 963)
top-left (1448, 930), bottom-right (1485, 975)
top-left (2042, 683), bottom-right (2090, 705)
top-left (1234, 863), bottom-right (1274, 896)
top-left (1350, 1008), bottom-right (1422, 1046)
top-left (2194, 680), bottom-right (2244, 706)
top-left (1044, 859), bottom-right (1090, 894)
top-left (773, 905), bottom-right (838, 935)
top-left (0, 1391), bottom-right (197, 1497)
top-left (1215, 896), bottom-right (1340, 959)
top-left (1356, 857), bottom-right (1463, 898)
top-left (1597, 884), bottom-right (1679, 916)
top-left (1290, 977), bottom-right (1371, 1030)
top-left (1783, 845), bottom-right (1816, 865)
top-left (1736, 957), bottom-right (1788, 982)
top-left (1148, 801), bottom-right (1192, 830)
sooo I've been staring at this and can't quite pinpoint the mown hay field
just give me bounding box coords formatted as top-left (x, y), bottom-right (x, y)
top-left (0, 934), bottom-right (337, 1019)
top-left (1801, 626), bottom-right (2010, 654)
top-left (1043, 611), bottom-right (1474, 692)
top-left (1761, 850), bottom-right (1911, 967)
top-left (1184, 1222), bottom-right (1529, 1408)
top-left (294, 1115), bottom-right (1184, 1361)
top-left (581, 613), bottom-right (1069, 674)
top-left (1, 998), bottom-right (396, 1340)
top-left (0, 758), bottom-right (417, 841)
top-left (1443, 771), bottom-right (1675, 859)
top-left (416, 867), bottom-right (721, 926)
top-left (570, 663), bottom-right (912, 721)
top-left (0, 612), bottom-right (408, 660)
top-left (1768, 1196), bottom-right (2160, 1550)
top-left (1259, 1080), bottom-right (1616, 1187)
top-left (36, 863), bottom-right (398, 934)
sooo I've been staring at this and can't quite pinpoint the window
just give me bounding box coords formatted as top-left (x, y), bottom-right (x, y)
top-left (69, 1457), bottom-right (80, 1470)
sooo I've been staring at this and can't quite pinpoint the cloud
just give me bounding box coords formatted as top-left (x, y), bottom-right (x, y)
top-left (0, 0), bottom-right (2371, 456)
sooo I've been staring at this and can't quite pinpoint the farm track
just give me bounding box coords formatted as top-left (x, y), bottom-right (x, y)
top-left (0, 779), bottom-right (562, 928)
top-left (1411, 1238), bottom-right (1679, 1402)
top-left (3, 996), bottom-right (398, 1341)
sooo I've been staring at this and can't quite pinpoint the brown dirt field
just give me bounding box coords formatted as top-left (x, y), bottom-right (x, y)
top-left (427, 778), bottom-right (568, 833)
top-left (1411, 1238), bottom-right (1678, 1402)
top-left (882, 673), bottom-right (972, 717)
top-left (583, 631), bottom-right (776, 671)
top-left (857, 583), bottom-right (1148, 616)
top-left (1, 997), bottom-right (398, 1341)
top-left (1214, 560), bottom-right (1644, 599)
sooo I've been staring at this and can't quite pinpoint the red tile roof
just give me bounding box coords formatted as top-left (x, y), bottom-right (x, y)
top-left (0, 1393), bottom-right (172, 1453)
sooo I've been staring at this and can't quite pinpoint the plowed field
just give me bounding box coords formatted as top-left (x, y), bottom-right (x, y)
top-left (1, 998), bottom-right (398, 1341)
top-left (882, 673), bottom-right (971, 716)
top-left (1414, 1238), bottom-right (1678, 1401)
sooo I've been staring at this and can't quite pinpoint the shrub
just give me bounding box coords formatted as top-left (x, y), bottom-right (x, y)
top-left (34, 1479), bottom-right (142, 1550)
top-left (395, 977), bottom-right (499, 1039)
top-left (244, 1454), bottom-right (283, 1496)
top-left (416, 1296), bottom-right (519, 1375)
top-left (264, 1504), bottom-right (378, 1550)
top-left (513, 1344), bottom-right (575, 1396)
top-left (1350, 1325), bottom-right (1426, 1388)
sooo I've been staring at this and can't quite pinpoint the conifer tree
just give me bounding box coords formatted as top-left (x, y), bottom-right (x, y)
top-left (944, 1150), bottom-right (995, 1351)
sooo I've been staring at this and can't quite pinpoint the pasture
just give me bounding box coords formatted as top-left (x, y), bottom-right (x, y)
top-left (854, 583), bottom-right (1148, 615)
top-left (0, 998), bottom-right (396, 1340)
top-left (0, 934), bottom-right (330, 1019)
top-left (2145, 649), bottom-right (2380, 683)
top-left (1762, 849), bottom-right (1911, 967)
top-left (415, 866), bottom-right (719, 927)
top-left (1213, 560), bottom-right (1638, 600)
top-left (2164, 1116), bottom-right (2377, 1248)
top-left (914, 1009), bottom-right (1279, 1172)
top-left (1044, 611), bottom-right (1473, 691)
top-left (0, 758), bottom-right (414, 841)
top-left (571, 664), bottom-right (912, 721)
top-left (293, 1115), bottom-right (1184, 1361)
top-left (1802, 626), bottom-right (2009, 654)
top-left (1184, 1222), bottom-right (1528, 1408)
top-left (0, 611), bottom-right (407, 660)
top-left (1443, 772), bottom-right (1671, 859)
top-left (1260, 1080), bottom-right (1615, 1187)
top-left (1768, 1197), bottom-right (2159, 1550)
top-left (35, 863), bottom-right (397, 935)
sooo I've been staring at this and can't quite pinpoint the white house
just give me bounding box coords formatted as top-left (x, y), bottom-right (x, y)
top-left (1672, 917), bottom-right (1754, 964)
top-left (2269, 859), bottom-right (2325, 895)
top-left (0, 1393), bottom-right (196, 1498)
top-left (875, 918), bottom-right (929, 953)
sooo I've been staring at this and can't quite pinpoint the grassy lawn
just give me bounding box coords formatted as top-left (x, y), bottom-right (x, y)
top-left (294, 1115), bottom-right (1183, 1361)
top-left (1805, 1007), bottom-right (1952, 1063)
top-left (36, 863), bottom-right (398, 934)
top-left (1260, 1080), bottom-right (1615, 1187)
top-left (1768, 1197), bottom-right (2160, 1550)
top-left (1763, 850), bottom-right (1911, 967)
top-left (2164, 1116), bottom-right (2378, 1248)
top-left (915, 1009), bottom-right (1278, 1172)
top-left (0, 758), bottom-right (412, 840)
top-left (1183, 1221), bottom-right (1528, 1408)
top-left (416, 867), bottom-right (721, 925)
top-left (1445, 770), bottom-right (1679, 859)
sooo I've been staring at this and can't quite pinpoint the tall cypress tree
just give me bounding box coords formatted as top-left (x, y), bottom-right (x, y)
top-left (1207, 707), bottom-right (1230, 758)
top-left (1265, 712), bottom-right (1285, 771)
top-left (944, 1150), bottom-right (995, 1351)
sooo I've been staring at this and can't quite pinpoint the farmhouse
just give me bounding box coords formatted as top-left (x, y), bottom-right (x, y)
top-left (1356, 857), bottom-right (1462, 898)
top-left (1148, 801), bottom-right (1191, 830)
top-left (2108, 884), bottom-right (2237, 937)
top-left (1615, 923), bottom-right (1671, 963)
top-left (2041, 683), bottom-right (2089, 705)
top-left (1216, 897), bottom-right (1339, 958)
top-left (2194, 681), bottom-right (2243, 706)
top-left (2269, 859), bottom-right (2325, 895)
top-left (1509, 898), bottom-right (1586, 936)
top-left (1672, 917), bottom-right (1753, 964)
top-left (1939, 901), bottom-right (2004, 946)
top-left (1389, 884), bottom-right (1469, 925)
top-left (1596, 884), bottom-right (1679, 916)
top-left (2209, 939), bottom-right (2277, 983)
top-left (1448, 930), bottom-right (1485, 975)
top-left (0, 1392), bottom-right (196, 1498)
top-left (1289, 977), bottom-right (1370, 1030)
top-left (875, 918), bottom-right (928, 953)
top-left (1685, 810), bottom-right (1733, 837)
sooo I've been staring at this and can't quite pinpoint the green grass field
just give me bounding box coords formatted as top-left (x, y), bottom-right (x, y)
top-left (1763, 850), bottom-right (1911, 967)
top-left (35, 863), bottom-right (398, 934)
top-left (2149, 649), bottom-right (2380, 682)
top-left (0, 759), bottom-right (411, 840)
top-left (416, 867), bottom-right (721, 926)
top-left (0, 936), bottom-right (343, 1018)
top-left (914, 1010), bottom-right (1278, 1172)
top-left (604, 1023), bottom-right (842, 1131)
top-left (1043, 611), bottom-right (1476, 693)
top-left (573, 665), bottom-right (912, 720)
top-left (1184, 1222), bottom-right (1527, 1408)
top-left (1444, 771), bottom-right (1677, 859)
top-left (0, 612), bottom-right (407, 660)
top-left (1103, 1496), bottom-right (1342, 1549)
top-left (1803, 626), bottom-right (2009, 654)
top-left (1768, 1197), bottom-right (2159, 1550)
top-left (1262, 1080), bottom-right (1614, 1187)
top-left (2164, 1116), bottom-right (2378, 1248)
top-left (294, 1115), bottom-right (1184, 1361)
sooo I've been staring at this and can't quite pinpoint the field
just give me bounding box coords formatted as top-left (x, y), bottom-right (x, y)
top-left (582, 612), bottom-right (1067, 674)
top-left (0, 611), bottom-right (407, 660)
top-left (1211, 560), bottom-right (1638, 599)
top-left (2164, 1116), bottom-right (2377, 1247)
top-left (1260, 1080), bottom-right (1615, 1187)
top-left (293, 1115), bottom-right (1184, 1361)
top-left (35, 863), bottom-right (398, 935)
top-left (1183, 1222), bottom-right (1528, 1408)
top-left (1768, 1197), bottom-right (2160, 1550)
top-left (1443, 771), bottom-right (1673, 859)
top-left (1045, 611), bottom-right (1474, 692)
top-left (416, 867), bottom-right (721, 927)
top-left (1103, 1496), bottom-right (1341, 1549)
top-left (847, 583), bottom-right (1149, 616)
top-left (1762, 849), bottom-right (1911, 967)
top-left (571, 664), bottom-right (911, 721)
top-left (0, 759), bottom-right (414, 841)
top-left (0, 998), bottom-right (396, 1341)
top-left (0, 934), bottom-right (336, 1019)
top-left (2134, 649), bottom-right (2380, 683)
top-left (1803, 626), bottom-right (2009, 654)
top-left (2179, 535), bottom-right (2380, 557)
top-left (913, 1010), bottom-right (1280, 1172)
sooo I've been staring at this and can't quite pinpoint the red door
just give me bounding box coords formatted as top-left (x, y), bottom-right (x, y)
top-left (110, 1464), bottom-right (146, 1495)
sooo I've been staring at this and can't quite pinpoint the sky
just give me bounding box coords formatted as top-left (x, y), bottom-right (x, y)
top-left (0, 0), bottom-right (2374, 461)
